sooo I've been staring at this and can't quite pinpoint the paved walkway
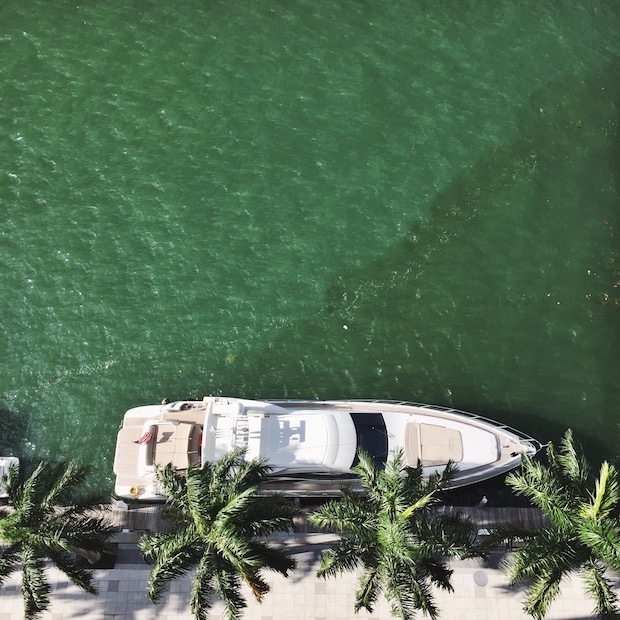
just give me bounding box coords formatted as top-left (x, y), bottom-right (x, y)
top-left (0, 541), bottom-right (611, 619)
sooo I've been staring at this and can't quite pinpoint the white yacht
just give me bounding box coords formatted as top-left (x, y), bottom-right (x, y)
top-left (113, 397), bottom-right (540, 501)
top-left (0, 456), bottom-right (19, 499)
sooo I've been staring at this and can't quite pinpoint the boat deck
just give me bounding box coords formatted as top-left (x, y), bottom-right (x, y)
top-left (114, 398), bottom-right (541, 500)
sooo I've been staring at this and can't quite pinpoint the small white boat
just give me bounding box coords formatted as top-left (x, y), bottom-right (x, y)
top-left (113, 397), bottom-right (540, 501)
top-left (0, 456), bottom-right (19, 499)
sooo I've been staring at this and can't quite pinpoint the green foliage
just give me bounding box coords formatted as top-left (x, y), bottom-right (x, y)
top-left (492, 429), bottom-right (620, 619)
top-left (0, 461), bottom-right (114, 620)
top-left (309, 449), bottom-right (482, 620)
top-left (139, 449), bottom-right (297, 620)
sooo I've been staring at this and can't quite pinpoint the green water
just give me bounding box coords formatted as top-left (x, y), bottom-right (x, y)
top-left (1, 1), bottom-right (619, 493)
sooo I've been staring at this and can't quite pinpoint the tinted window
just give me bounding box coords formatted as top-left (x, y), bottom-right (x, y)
top-left (351, 413), bottom-right (388, 469)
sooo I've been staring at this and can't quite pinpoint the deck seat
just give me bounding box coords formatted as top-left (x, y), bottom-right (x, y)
top-left (404, 422), bottom-right (463, 467)
top-left (113, 426), bottom-right (145, 476)
top-left (152, 422), bottom-right (193, 470)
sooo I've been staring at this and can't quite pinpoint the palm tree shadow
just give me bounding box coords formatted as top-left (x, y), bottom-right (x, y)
top-left (287, 547), bottom-right (323, 582)
top-left (491, 573), bottom-right (600, 620)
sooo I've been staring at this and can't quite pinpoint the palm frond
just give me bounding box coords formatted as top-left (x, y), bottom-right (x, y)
top-left (316, 539), bottom-right (365, 579)
top-left (352, 450), bottom-right (381, 502)
top-left (403, 581), bottom-right (438, 620)
top-left (544, 439), bottom-right (558, 469)
top-left (581, 559), bottom-right (620, 620)
top-left (21, 546), bottom-right (51, 620)
top-left (556, 429), bottom-right (590, 489)
top-left (505, 529), bottom-right (578, 584)
top-left (141, 530), bottom-right (201, 603)
top-left (415, 512), bottom-right (482, 560)
top-left (522, 569), bottom-right (563, 620)
top-left (211, 449), bottom-right (249, 491)
top-left (377, 516), bottom-right (413, 568)
top-left (211, 523), bottom-right (259, 574)
top-left (582, 462), bottom-right (620, 521)
top-left (189, 554), bottom-right (216, 620)
top-left (213, 486), bottom-right (258, 528)
top-left (383, 448), bottom-right (405, 479)
top-left (309, 493), bottom-right (375, 536)
top-left (385, 561), bottom-right (436, 620)
top-left (354, 566), bottom-right (382, 614)
top-left (578, 518), bottom-right (620, 573)
top-left (154, 463), bottom-right (192, 518)
top-left (13, 462), bottom-right (47, 516)
top-left (0, 543), bottom-right (22, 587)
top-left (0, 513), bottom-right (26, 546)
top-left (184, 465), bottom-right (218, 527)
top-left (227, 454), bottom-right (272, 490)
top-left (138, 531), bottom-right (179, 561)
top-left (242, 495), bottom-right (297, 537)
top-left (381, 450), bottom-right (414, 519)
top-left (242, 569), bottom-right (270, 603)
top-left (382, 449), bottom-right (406, 495)
top-left (400, 459), bottom-right (425, 499)
top-left (401, 491), bottom-right (436, 520)
top-left (46, 508), bottom-right (115, 544)
top-left (506, 458), bottom-right (573, 526)
top-left (213, 567), bottom-right (246, 620)
top-left (424, 460), bottom-right (458, 495)
top-left (25, 516), bottom-right (110, 561)
top-left (41, 461), bottom-right (88, 508)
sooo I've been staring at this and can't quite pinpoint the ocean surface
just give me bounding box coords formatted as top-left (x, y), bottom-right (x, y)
top-left (1, 1), bottom-right (619, 495)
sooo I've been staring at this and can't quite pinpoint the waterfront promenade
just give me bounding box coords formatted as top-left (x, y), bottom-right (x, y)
top-left (0, 545), bottom-right (606, 619)
top-left (0, 505), bottom-right (612, 619)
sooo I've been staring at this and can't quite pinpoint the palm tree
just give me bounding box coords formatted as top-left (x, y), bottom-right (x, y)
top-left (489, 429), bottom-right (620, 620)
top-left (138, 449), bottom-right (298, 620)
top-left (0, 460), bottom-right (115, 619)
top-left (309, 449), bottom-right (482, 620)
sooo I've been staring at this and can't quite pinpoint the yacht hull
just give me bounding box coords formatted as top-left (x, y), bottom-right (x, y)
top-left (113, 397), bottom-right (540, 501)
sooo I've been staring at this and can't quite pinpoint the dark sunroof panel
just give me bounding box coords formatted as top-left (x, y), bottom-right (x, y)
top-left (350, 412), bottom-right (388, 469)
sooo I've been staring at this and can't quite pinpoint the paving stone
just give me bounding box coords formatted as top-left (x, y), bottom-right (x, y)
top-left (0, 557), bottom-right (616, 619)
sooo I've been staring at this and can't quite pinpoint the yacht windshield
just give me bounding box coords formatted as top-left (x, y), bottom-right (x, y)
top-left (351, 413), bottom-right (389, 469)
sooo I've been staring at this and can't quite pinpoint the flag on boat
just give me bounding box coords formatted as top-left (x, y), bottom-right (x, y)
top-left (134, 431), bottom-right (153, 445)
